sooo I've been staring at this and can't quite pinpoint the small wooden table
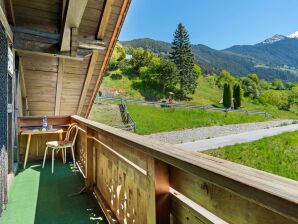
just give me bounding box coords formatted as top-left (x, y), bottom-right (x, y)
top-left (21, 129), bottom-right (64, 169)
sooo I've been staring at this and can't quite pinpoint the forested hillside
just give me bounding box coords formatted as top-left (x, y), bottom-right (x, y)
top-left (121, 35), bottom-right (298, 81)
top-left (101, 42), bottom-right (298, 119)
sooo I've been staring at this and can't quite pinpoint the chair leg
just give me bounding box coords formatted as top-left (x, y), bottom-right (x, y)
top-left (71, 146), bottom-right (76, 167)
top-left (52, 148), bottom-right (55, 174)
top-left (42, 146), bottom-right (48, 168)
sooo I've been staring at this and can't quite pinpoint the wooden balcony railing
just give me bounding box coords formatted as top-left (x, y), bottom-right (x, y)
top-left (17, 116), bottom-right (298, 224)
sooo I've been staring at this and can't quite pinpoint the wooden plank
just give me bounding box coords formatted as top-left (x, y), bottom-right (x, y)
top-left (13, 0), bottom-right (60, 13)
top-left (60, 0), bottom-right (88, 51)
top-left (86, 127), bottom-right (94, 192)
top-left (171, 167), bottom-right (293, 224)
top-left (19, 58), bottom-right (29, 116)
top-left (0, 1), bottom-right (12, 42)
top-left (12, 26), bottom-right (60, 40)
top-left (170, 194), bottom-right (227, 224)
top-left (97, 0), bottom-right (114, 40)
top-left (86, 0), bottom-right (132, 116)
top-left (77, 51), bottom-right (99, 115)
top-left (4, 0), bottom-right (15, 25)
top-left (78, 39), bottom-right (106, 50)
top-left (18, 116), bottom-right (70, 128)
top-left (155, 160), bottom-right (170, 224)
top-left (14, 6), bottom-right (59, 21)
top-left (55, 58), bottom-right (64, 115)
top-left (16, 49), bottom-right (85, 61)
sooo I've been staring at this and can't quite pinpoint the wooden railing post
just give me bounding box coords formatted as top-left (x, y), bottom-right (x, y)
top-left (155, 159), bottom-right (170, 224)
top-left (85, 127), bottom-right (94, 192)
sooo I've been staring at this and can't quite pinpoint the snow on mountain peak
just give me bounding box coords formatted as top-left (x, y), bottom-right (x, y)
top-left (288, 31), bottom-right (298, 39)
top-left (261, 34), bottom-right (286, 44)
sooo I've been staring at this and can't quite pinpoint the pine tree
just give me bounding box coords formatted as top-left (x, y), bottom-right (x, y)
top-left (170, 23), bottom-right (196, 97)
top-left (233, 84), bottom-right (242, 109)
top-left (223, 83), bottom-right (232, 108)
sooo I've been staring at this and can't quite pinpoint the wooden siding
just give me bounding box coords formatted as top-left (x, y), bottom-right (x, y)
top-left (13, 0), bottom-right (61, 33)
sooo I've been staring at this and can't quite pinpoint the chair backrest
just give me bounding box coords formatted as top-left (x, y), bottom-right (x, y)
top-left (65, 123), bottom-right (78, 146)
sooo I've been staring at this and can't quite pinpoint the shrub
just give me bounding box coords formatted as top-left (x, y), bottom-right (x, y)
top-left (233, 84), bottom-right (242, 109)
top-left (259, 90), bottom-right (288, 110)
top-left (216, 70), bottom-right (237, 88)
top-left (223, 83), bottom-right (232, 108)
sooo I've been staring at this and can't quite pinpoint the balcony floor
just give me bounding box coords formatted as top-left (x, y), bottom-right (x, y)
top-left (0, 160), bottom-right (107, 224)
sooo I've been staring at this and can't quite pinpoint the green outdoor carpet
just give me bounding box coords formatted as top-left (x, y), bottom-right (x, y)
top-left (0, 161), bottom-right (108, 224)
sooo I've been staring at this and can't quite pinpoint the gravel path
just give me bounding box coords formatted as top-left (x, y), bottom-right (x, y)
top-left (179, 124), bottom-right (298, 151)
top-left (146, 120), bottom-right (295, 144)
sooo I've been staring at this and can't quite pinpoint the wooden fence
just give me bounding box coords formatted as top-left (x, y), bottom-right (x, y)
top-left (97, 96), bottom-right (272, 117)
top-left (71, 115), bottom-right (297, 224)
top-left (118, 99), bottom-right (136, 132)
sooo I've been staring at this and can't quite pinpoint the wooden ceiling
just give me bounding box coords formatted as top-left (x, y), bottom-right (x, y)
top-left (1, 0), bottom-right (131, 117)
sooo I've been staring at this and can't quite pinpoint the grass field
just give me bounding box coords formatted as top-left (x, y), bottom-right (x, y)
top-left (126, 103), bottom-right (271, 135)
top-left (89, 103), bottom-right (124, 127)
top-left (204, 131), bottom-right (298, 180)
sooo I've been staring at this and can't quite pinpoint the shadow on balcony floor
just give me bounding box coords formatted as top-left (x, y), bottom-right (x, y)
top-left (0, 160), bottom-right (108, 224)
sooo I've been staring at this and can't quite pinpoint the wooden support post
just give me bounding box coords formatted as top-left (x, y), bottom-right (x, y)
top-left (77, 51), bottom-right (99, 115)
top-left (71, 28), bottom-right (78, 57)
top-left (0, 2), bottom-right (13, 42)
top-left (55, 58), bottom-right (64, 116)
top-left (86, 127), bottom-right (94, 192)
top-left (60, 0), bottom-right (88, 52)
top-left (155, 160), bottom-right (170, 224)
top-left (19, 58), bottom-right (29, 116)
top-left (4, 0), bottom-right (15, 25)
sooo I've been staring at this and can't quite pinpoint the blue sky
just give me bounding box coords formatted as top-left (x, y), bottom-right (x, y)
top-left (119, 0), bottom-right (298, 50)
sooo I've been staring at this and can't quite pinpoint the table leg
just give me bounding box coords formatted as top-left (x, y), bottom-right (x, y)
top-left (58, 132), bottom-right (65, 163)
top-left (36, 138), bottom-right (39, 157)
top-left (24, 134), bottom-right (32, 169)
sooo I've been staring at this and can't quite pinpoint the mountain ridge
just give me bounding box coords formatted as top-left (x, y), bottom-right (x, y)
top-left (120, 35), bottom-right (298, 81)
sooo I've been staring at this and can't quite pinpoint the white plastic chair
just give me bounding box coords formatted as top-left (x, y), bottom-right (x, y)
top-left (42, 123), bottom-right (78, 173)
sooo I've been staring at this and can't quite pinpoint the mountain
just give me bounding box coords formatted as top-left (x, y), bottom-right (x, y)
top-left (120, 33), bottom-right (298, 81)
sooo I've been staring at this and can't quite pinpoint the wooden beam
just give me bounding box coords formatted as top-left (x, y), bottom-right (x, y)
top-left (0, 2), bottom-right (13, 42)
top-left (19, 58), bottom-right (29, 116)
top-left (77, 51), bottom-right (99, 115)
top-left (86, 0), bottom-right (132, 117)
top-left (12, 26), bottom-right (60, 40)
top-left (60, 0), bottom-right (88, 52)
top-left (16, 49), bottom-right (85, 61)
top-left (55, 58), bottom-right (64, 116)
top-left (97, 0), bottom-right (114, 40)
top-left (78, 39), bottom-right (106, 50)
top-left (4, 0), bottom-right (15, 25)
